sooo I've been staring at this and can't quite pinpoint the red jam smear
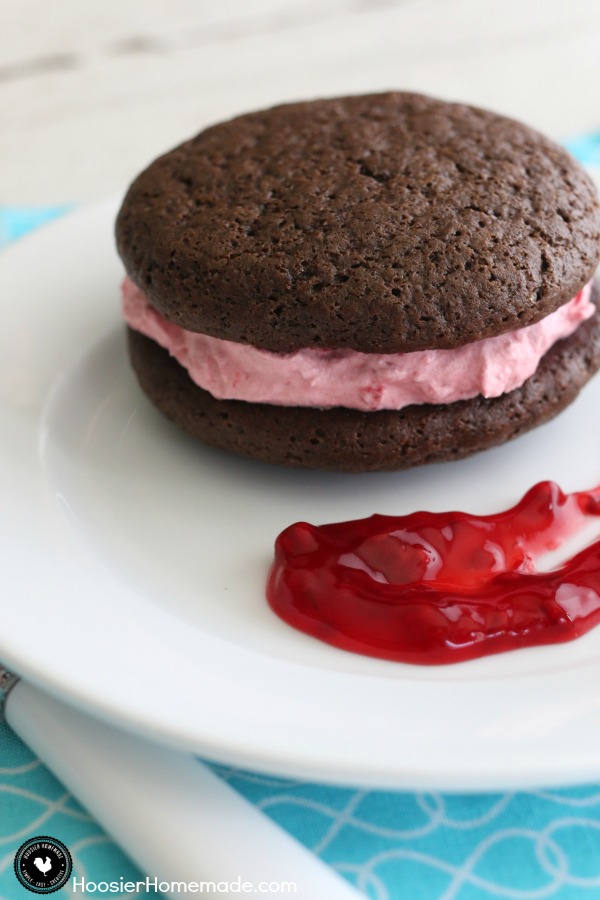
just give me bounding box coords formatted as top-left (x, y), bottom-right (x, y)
top-left (266, 482), bottom-right (600, 665)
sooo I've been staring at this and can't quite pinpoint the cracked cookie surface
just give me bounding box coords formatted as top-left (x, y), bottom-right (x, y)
top-left (116, 92), bottom-right (600, 353)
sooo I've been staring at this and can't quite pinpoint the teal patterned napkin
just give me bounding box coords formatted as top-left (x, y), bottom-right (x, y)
top-left (0, 206), bottom-right (71, 247)
top-left (212, 765), bottom-right (600, 898)
top-left (564, 134), bottom-right (600, 168)
top-left (2, 131), bottom-right (600, 899)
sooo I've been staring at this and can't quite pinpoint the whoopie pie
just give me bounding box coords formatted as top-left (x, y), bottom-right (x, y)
top-left (116, 92), bottom-right (600, 471)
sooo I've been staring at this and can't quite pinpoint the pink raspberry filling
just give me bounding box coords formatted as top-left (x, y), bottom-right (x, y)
top-left (122, 277), bottom-right (594, 412)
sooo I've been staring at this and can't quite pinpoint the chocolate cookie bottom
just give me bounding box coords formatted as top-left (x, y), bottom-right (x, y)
top-left (127, 295), bottom-right (600, 473)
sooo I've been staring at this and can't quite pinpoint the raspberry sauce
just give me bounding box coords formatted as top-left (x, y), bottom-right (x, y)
top-left (266, 482), bottom-right (600, 664)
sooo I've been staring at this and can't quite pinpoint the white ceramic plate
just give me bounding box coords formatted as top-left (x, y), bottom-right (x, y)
top-left (2, 198), bottom-right (600, 791)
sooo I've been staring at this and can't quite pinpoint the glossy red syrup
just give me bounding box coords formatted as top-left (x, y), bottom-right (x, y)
top-left (267, 482), bottom-right (600, 664)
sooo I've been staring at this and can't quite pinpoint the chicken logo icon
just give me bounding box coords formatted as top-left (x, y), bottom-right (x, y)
top-left (33, 857), bottom-right (52, 876)
top-left (14, 836), bottom-right (72, 893)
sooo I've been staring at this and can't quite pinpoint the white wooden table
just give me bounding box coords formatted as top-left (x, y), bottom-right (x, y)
top-left (2, 0), bottom-right (600, 204)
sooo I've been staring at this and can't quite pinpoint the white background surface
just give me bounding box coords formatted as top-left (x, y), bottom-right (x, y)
top-left (2, 0), bottom-right (600, 203)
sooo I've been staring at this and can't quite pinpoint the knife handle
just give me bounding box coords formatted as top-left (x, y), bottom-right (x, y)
top-left (5, 679), bottom-right (362, 899)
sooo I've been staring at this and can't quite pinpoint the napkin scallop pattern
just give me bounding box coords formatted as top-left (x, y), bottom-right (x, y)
top-left (212, 764), bottom-right (600, 899)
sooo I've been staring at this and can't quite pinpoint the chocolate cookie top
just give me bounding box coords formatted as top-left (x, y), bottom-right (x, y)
top-left (116, 92), bottom-right (600, 353)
